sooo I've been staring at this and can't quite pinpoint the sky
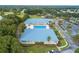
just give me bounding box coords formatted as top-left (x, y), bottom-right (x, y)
top-left (0, 0), bottom-right (79, 5)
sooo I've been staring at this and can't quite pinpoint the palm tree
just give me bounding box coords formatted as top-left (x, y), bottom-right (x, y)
top-left (49, 21), bottom-right (54, 27)
top-left (47, 36), bottom-right (51, 42)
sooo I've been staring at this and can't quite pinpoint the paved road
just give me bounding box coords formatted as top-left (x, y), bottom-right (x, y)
top-left (62, 32), bottom-right (78, 53)
top-left (55, 23), bottom-right (78, 53)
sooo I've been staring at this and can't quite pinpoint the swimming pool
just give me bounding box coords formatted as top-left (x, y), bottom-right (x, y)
top-left (20, 28), bottom-right (58, 42)
top-left (34, 26), bottom-right (46, 29)
top-left (20, 18), bottom-right (58, 44)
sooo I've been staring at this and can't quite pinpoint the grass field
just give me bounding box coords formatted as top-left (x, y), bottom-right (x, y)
top-left (24, 44), bottom-right (58, 53)
top-left (30, 15), bottom-right (42, 18)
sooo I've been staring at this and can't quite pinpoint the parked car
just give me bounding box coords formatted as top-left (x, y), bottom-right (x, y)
top-left (48, 50), bottom-right (61, 53)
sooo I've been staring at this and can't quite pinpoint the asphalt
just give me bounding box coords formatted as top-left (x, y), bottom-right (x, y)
top-left (55, 21), bottom-right (78, 53)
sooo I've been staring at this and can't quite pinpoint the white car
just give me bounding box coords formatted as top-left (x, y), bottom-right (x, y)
top-left (48, 50), bottom-right (61, 53)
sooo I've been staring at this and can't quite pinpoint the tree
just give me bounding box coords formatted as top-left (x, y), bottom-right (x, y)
top-left (0, 19), bottom-right (17, 36)
top-left (67, 23), bottom-right (72, 29)
top-left (0, 35), bottom-right (26, 53)
top-left (75, 48), bottom-right (79, 53)
top-left (58, 20), bottom-right (63, 26)
top-left (15, 13), bottom-right (29, 23)
top-left (49, 21), bottom-right (54, 27)
top-left (17, 23), bottom-right (26, 37)
top-left (47, 36), bottom-right (51, 42)
top-left (24, 9), bottom-right (43, 15)
top-left (73, 34), bottom-right (79, 45)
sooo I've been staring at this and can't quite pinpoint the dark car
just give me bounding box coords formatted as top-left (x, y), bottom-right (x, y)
top-left (48, 50), bottom-right (61, 53)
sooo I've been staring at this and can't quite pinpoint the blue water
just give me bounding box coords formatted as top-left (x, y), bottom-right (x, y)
top-left (20, 18), bottom-right (58, 43)
top-left (34, 26), bottom-right (46, 29)
top-left (24, 18), bottom-right (53, 24)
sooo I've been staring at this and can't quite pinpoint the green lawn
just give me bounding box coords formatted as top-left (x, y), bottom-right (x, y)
top-left (57, 39), bottom-right (69, 50)
top-left (30, 15), bottom-right (41, 18)
top-left (58, 39), bottom-right (66, 46)
top-left (24, 44), bottom-right (57, 53)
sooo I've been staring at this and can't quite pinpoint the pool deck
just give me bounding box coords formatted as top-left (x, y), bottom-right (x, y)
top-left (21, 41), bottom-right (57, 44)
top-left (26, 24), bottom-right (50, 29)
